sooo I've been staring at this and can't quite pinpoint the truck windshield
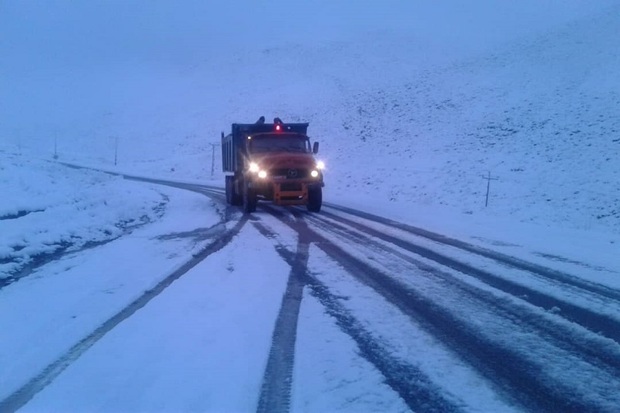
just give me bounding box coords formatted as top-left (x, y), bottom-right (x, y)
top-left (249, 134), bottom-right (310, 153)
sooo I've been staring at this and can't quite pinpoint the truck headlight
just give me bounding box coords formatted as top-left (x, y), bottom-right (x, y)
top-left (258, 170), bottom-right (268, 179)
top-left (310, 170), bottom-right (319, 178)
top-left (316, 160), bottom-right (325, 170)
top-left (249, 162), bottom-right (259, 173)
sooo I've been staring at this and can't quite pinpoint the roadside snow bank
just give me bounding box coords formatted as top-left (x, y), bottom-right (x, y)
top-left (0, 154), bottom-right (167, 280)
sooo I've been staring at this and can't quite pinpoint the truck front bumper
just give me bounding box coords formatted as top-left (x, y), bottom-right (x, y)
top-left (249, 179), bottom-right (320, 206)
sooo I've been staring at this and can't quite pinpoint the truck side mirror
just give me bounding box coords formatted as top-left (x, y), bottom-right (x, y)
top-left (313, 142), bottom-right (319, 154)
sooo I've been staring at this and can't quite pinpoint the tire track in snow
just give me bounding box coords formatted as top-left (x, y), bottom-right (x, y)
top-left (314, 209), bottom-right (620, 344)
top-left (255, 210), bottom-right (465, 413)
top-left (0, 216), bottom-right (249, 413)
top-left (304, 277), bottom-right (464, 413)
top-left (301, 217), bottom-right (620, 412)
top-left (324, 204), bottom-right (620, 303)
top-left (306, 213), bottom-right (620, 375)
top-left (255, 215), bottom-right (313, 413)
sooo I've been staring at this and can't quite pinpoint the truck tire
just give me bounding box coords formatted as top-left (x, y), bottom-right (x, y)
top-left (307, 186), bottom-right (322, 212)
top-left (226, 176), bottom-right (243, 206)
top-left (243, 180), bottom-right (257, 213)
top-left (231, 177), bottom-right (243, 206)
top-left (225, 176), bottom-right (234, 205)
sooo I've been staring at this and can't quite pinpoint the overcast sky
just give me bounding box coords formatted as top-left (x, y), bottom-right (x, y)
top-left (1, 0), bottom-right (616, 143)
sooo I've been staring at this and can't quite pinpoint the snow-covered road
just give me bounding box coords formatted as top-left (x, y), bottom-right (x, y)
top-left (2, 173), bottom-right (620, 412)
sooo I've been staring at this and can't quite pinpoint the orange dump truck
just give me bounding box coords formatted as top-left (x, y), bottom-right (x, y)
top-left (221, 116), bottom-right (325, 213)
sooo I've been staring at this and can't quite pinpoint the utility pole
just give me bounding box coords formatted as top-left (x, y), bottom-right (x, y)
top-left (114, 137), bottom-right (118, 166)
top-left (209, 143), bottom-right (218, 177)
top-left (482, 171), bottom-right (498, 207)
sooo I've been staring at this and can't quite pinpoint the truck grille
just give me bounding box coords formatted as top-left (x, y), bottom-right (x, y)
top-left (271, 168), bottom-right (309, 179)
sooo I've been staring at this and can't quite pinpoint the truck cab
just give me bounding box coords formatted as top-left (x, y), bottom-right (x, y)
top-left (221, 117), bottom-right (324, 213)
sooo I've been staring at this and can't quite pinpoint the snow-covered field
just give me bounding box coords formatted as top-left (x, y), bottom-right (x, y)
top-left (1, 0), bottom-right (620, 411)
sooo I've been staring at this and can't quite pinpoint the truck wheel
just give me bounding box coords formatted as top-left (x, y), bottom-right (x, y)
top-left (225, 176), bottom-right (234, 205)
top-left (243, 181), bottom-right (257, 213)
top-left (231, 177), bottom-right (243, 206)
top-left (307, 186), bottom-right (322, 212)
top-left (226, 176), bottom-right (243, 206)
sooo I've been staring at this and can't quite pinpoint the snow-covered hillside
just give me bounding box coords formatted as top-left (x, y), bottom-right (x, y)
top-left (1, 0), bottom-right (619, 235)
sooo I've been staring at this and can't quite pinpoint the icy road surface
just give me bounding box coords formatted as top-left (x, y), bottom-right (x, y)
top-left (2, 169), bottom-right (620, 413)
